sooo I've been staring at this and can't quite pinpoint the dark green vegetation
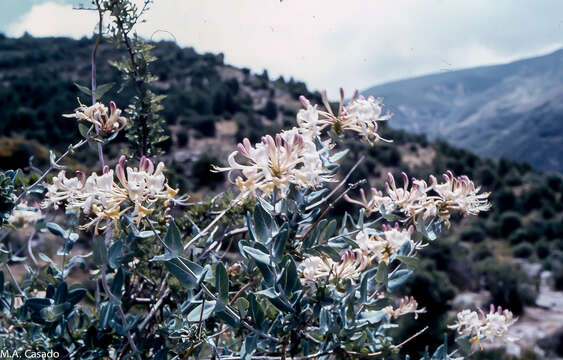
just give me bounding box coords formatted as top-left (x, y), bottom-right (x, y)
top-left (1, 34), bottom-right (562, 357)
top-left (363, 48), bottom-right (563, 173)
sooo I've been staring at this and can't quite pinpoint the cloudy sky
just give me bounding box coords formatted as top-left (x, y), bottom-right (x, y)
top-left (2, 0), bottom-right (562, 92)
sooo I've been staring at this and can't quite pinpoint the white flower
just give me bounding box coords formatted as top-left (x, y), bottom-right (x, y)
top-left (383, 296), bottom-right (426, 319)
top-left (300, 249), bottom-right (370, 284)
top-left (43, 156), bottom-right (182, 233)
top-left (64, 100), bottom-right (127, 135)
top-left (298, 89), bottom-right (392, 145)
top-left (214, 128), bottom-right (331, 198)
top-left (346, 171), bottom-right (489, 224)
top-left (431, 171), bottom-right (491, 216)
top-left (448, 305), bottom-right (517, 346)
top-left (356, 224), bottom-right (421, 264)
top-left (8, 202), bottom-right (43, 226)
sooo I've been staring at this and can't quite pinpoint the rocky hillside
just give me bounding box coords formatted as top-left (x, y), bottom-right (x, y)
top-left (363, 49), bottom-right (563, 173)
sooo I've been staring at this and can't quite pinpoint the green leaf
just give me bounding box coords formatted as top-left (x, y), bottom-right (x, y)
top-left (306, 245), bottom-right (341, 261)
top-left (49, 150), bottom-right (66, 170)
top-left (272, 224), bottom-right (288, 263)
top-left (110, 267), bottom-right (124, 299)
top-left (40, 304), bottom-right (67, 322)
top-left (387, 269), bottom-right (412, 292)
top-left (164, 257), bottom-right (210, 290)
top-left (94, 82), bottom-right (115, 99)
top-left (46, 222), bottom-right (66, 238)
top-left (78, 123), bottom-right (92, 138)
top-left (67, 288), bottom-right (86, 305)
top-left (108, 240), bottom-right (123, 269)
top-left (253, 204), bottom-right (272, 244)
top-left (92, 236), bottom-right (107, 265)
top-left (240, 334), bottom-right (257, 360)
top-left (277, 257), bottom-right (299, 295)
top-left (74, 82), bottom-right (92, 96)
top-left (187, 300), bottom-right (216, 322)
top-left (242, 246), bottom-right (271, 265)
top-left (359, 310), bottom-right (386, 325)
top-left (236, 298), bottom-right (249, 319)
top-left (396, 256), bottom-right (420, 270)
top-left (431, 344), bottom-right (447, 360)
top-left (216, 262), bottom-right (229, 304)
top-left (164, 220), bottom-right (183, 256)
top-left (375, 261), bottom-right (388, 284)
top-left (247, 293), bottom-right (265, 330)
top-left (98, 302), bottom-right (114, 329)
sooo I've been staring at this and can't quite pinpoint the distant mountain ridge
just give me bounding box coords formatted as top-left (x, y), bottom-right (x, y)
top-left (363, 49), bottom-right (563, 173)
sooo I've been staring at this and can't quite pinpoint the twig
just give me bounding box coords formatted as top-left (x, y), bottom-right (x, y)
top-left (230, 278), bottom-right (258, 304)
top-left (138, 288), bottom-right (170, 331)
top-left (392, 326), bottom-right (429, 349)
top-left (100, 265), bottom-right (142, 360)
top-left (183, 197), bottom-right (242, 251)
top-left (15, 140), bottom-right (87, 203)
top-left (4, 263), bottom-right (25, 298)
top-left (92, 0), bottom-right (105, 170)
top-left (301, 179), bottom-right (367, 242)
top-left (306, 155), bottom-right (365, 211)
top-left (27, 231), bottom-right (38, 272)
top-left (149, 222), bottom-right (279, 343)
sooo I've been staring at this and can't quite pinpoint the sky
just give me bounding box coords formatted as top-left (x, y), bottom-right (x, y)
top-left (2, 0), bottom-right (563, 93)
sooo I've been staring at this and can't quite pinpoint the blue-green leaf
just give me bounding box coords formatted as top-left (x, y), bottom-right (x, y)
top-left (387, 269), bottom-right (412, 292)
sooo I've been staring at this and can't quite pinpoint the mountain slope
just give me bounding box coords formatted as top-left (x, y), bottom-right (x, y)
top-left (363, 49), bottom-right (563, 172)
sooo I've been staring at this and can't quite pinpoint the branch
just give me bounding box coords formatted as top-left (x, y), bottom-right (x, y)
top-left (306, 155), bottom-right (365, 211)
top-left (300, 179), bottom-right (367, 242)
top-left (147, 220), bottom-right (279, 343)
top-left (15, 139), bottom-right (87, 203)
top-left (138, 288), bottom-right (170, 332)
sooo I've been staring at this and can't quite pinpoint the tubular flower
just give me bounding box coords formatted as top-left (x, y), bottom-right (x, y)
top-left (448, 305), bottom-right (517, 346)
top-left (346, 171), bottom-right (490, 223)
top-left (356, 224), bottom-right (423, 264)
top-left (64, 100), bottom-right (127, 135)
top-left (298, 89), bottom-right (392, 145)
top-left (213, 128), bottom-right (331, 198)
top-left (383, 296), bottom-right (426, 319)
top-left (430, 171), bottom-right (491, 216)
top-left (299, 249), bottom-right (370, 283)
top-left (42, 156), bottom-right (184, 233)
top-left (8, 201), bottom-right (43, 227)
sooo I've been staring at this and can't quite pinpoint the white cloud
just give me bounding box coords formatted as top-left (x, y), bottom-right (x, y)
top-left (8, 2), bottom-right (98, 39)
top-left (6, 0), bottom-right (563, 93)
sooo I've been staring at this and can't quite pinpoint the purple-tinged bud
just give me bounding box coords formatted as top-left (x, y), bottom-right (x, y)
top-left (103, 165), bottom-right (110, 174)
top-left (386, 172), bottom-right (395, 188)
top-left (237, 143), bottom-right (249, 157)
top-left (299, 95), bottom-right (310, 108)
top-left (401, 172), bottom-right (409, 187)
top-left (75, 170), bottom-right (85, 183)
top-left (243, 138), bottom-right (252, 151)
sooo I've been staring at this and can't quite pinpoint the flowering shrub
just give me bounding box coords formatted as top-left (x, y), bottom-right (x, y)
top-left (0, 1), bottom-right (517, 359)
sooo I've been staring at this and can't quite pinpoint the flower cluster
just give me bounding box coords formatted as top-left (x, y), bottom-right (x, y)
top-left (383, 296), bottom-right (426, 319)
top-left (346, 171), bottom-right (490, 225)
top-left (64, 100), bottom-right (127, 135)
top-left (42, 155), bottom-right (183, 233)
top-left (298, 89), bottom-right (392, 145)
top-left (449, 305), bottom-right (517, 346)
top-left (300, 249), bottom-right (369, 284)
top-left (356, 224), bottom-right (424, 264)
top-left (214, 128), bottom-right (331, 198)
top-left (7, 201), bottom-right (43, 227)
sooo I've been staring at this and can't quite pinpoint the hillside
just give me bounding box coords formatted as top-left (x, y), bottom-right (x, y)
top-left (0, 35), bottom-right (563, 358)
top-left (363, 49), bottom-right (563, 173)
